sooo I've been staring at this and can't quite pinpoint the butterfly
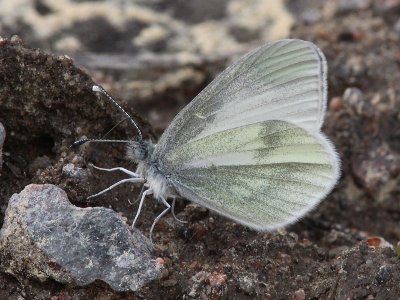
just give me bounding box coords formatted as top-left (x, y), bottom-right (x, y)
top-left (75, 39), bottom-right (340, 238)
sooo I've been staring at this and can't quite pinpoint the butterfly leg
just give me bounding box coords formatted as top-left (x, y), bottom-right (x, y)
top-left (149, 196), bottom-right (171, 242)
top-left (171, 197), bottom-right (187, 224)
top-left (132, 188), bottom-right (153, 227)
top-left (128, 184), bottom-right (146, 205)
top-left (87, 178), bottom-right (145, 199)
top-left (89, 163), bottom-right (140, 177)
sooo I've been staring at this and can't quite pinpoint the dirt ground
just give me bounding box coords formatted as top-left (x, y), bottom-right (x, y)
top-left (1, 0), bottom-right (400, 299)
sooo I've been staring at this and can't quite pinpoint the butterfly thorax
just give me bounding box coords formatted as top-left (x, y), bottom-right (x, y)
top-left (126, 140), bottom-right (173, 199)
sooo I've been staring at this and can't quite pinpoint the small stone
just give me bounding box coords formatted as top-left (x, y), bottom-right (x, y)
top-left (301, 8), bottom-right (322, 24)
top-left (187, 271), bottom-right (228, 298)
top-left (187, 271), bottom-right (210, 298)
top-left (329, 96), bottom-right (344, 112)
top-left (0, 36), bottom-right (6, 46)
top-left (367, 236), bottom-right (393, 248)
top-left (394, 19), bottom-right (400, 35)
top-left (337, 0), bottom-right (370, 12)
top-left (375, 265), bottom-right (391, 285)
top-left (155, 257), bottom-right (165, 266)
top-left (0, 122), bottom-right (5, 172)
top-left (209, 272), bottom-right (227, 287)
top-left (352, 143), bottom-right (400, 199)
top-left (237, 275), bottom-right (257, 296)
top-left (10, 35), bottom-right (23, 45)
top-left (62, 163), bottom-right (91, 180)
top-left (71, 155), bottom-right (83, 165)
top-left (293, 289), bottom-right (306, 300)
top-left (342, 87), bottom-right (369, 115)
top-left (0, 184), bottom-right (161, 292)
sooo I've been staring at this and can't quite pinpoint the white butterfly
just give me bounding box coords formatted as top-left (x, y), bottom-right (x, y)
top-left (77, 39), bottom-right (340, 238)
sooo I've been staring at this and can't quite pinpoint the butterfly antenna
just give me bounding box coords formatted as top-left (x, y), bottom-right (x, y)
top-left (92, 85), bottom-right (143, 140)
top-left (70, 138), bottom-right (130, 149)
top-left (101, 117), bottom-right (130, 140)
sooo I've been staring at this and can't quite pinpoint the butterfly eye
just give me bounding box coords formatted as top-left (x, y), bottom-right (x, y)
top-left (135, 147), bottom-right (147, 160)
top-left (126, 141), bottom-right (149, 162)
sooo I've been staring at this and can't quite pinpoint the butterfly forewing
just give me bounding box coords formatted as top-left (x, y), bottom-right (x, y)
top-left (154, 39), bottom-right (327, 162)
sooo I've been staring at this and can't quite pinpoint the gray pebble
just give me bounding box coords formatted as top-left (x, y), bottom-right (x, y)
top-left (394, 19), bottom-right (400, 35)
top-left (337, 0), bottom-right (370, 12)
top-left (375, 265), bottom-right (391, 285)
top-left (301, 8), bottom-right (321, 24)
top-left (62, 163), bottom-right (91, 180)
top-left (342, 87), bottom-right (373, 116)
top-left (0, 184), bottom-right (161, 292)
top-left (237, 275), bottom-right (257, 296)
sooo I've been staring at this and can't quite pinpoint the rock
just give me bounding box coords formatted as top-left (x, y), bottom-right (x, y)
top-left (352, 143), bottom-right (400, 200)
top-left (375, 265), bottom-right (391, 285)
top-left (62, 163), bottom-right (91, 180)
top-left (187, 271), bottom-right (228, 299)
top-left (237, 275), bottom-right (257, 296)
top-left (342, 87), bottom-right (372, 116)
top-left (337, 0), bottom-right (371, 12)
top-left (187, 271), bottom-right (209, 298)
top-left (0, 184), bottom-right (161, 292)
top-left (367, 236), bottom-right (393, 249)
top-left (332, 243), bottom-right (399, 298)
top-left (0, 122), bottom-right (4, 172)
top-left (394, 18), bottom-right (400, 35)
top-left (293, 289), bottom-right (306, 300)
top-left (286, 2), bottom-right (322, 24)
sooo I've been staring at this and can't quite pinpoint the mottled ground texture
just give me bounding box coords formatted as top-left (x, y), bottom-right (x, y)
top-left (1, 0), bottom-right (400, 299)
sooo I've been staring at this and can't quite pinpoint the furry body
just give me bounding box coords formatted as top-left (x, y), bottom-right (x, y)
top-left (126, 140), bottom-right (174, 200)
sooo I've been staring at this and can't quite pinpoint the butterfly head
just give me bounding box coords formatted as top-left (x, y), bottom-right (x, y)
top-left (126, 139), bottom-right (154, 163)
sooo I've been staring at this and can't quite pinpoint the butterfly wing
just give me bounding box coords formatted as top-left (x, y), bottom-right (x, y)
top-left (152, 39), bottom-right (338, 229)
top-left (161, 120), bottom-right (339, 230)
top-left (154, 39), bottom-right (327, 159)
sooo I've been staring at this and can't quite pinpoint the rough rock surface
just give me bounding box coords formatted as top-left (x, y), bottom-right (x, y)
top-left (0, 184), bottom-right (161, 292)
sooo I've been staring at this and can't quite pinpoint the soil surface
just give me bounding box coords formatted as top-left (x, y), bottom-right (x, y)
top-left (1, 0), bottom-right (400, 299)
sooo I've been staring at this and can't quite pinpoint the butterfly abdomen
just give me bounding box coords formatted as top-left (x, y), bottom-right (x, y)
top-left (142, 160), bottom-right (174, 199)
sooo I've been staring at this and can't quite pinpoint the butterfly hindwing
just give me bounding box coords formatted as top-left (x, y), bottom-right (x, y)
top-left (167, 121), bottom-right (339, 230)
